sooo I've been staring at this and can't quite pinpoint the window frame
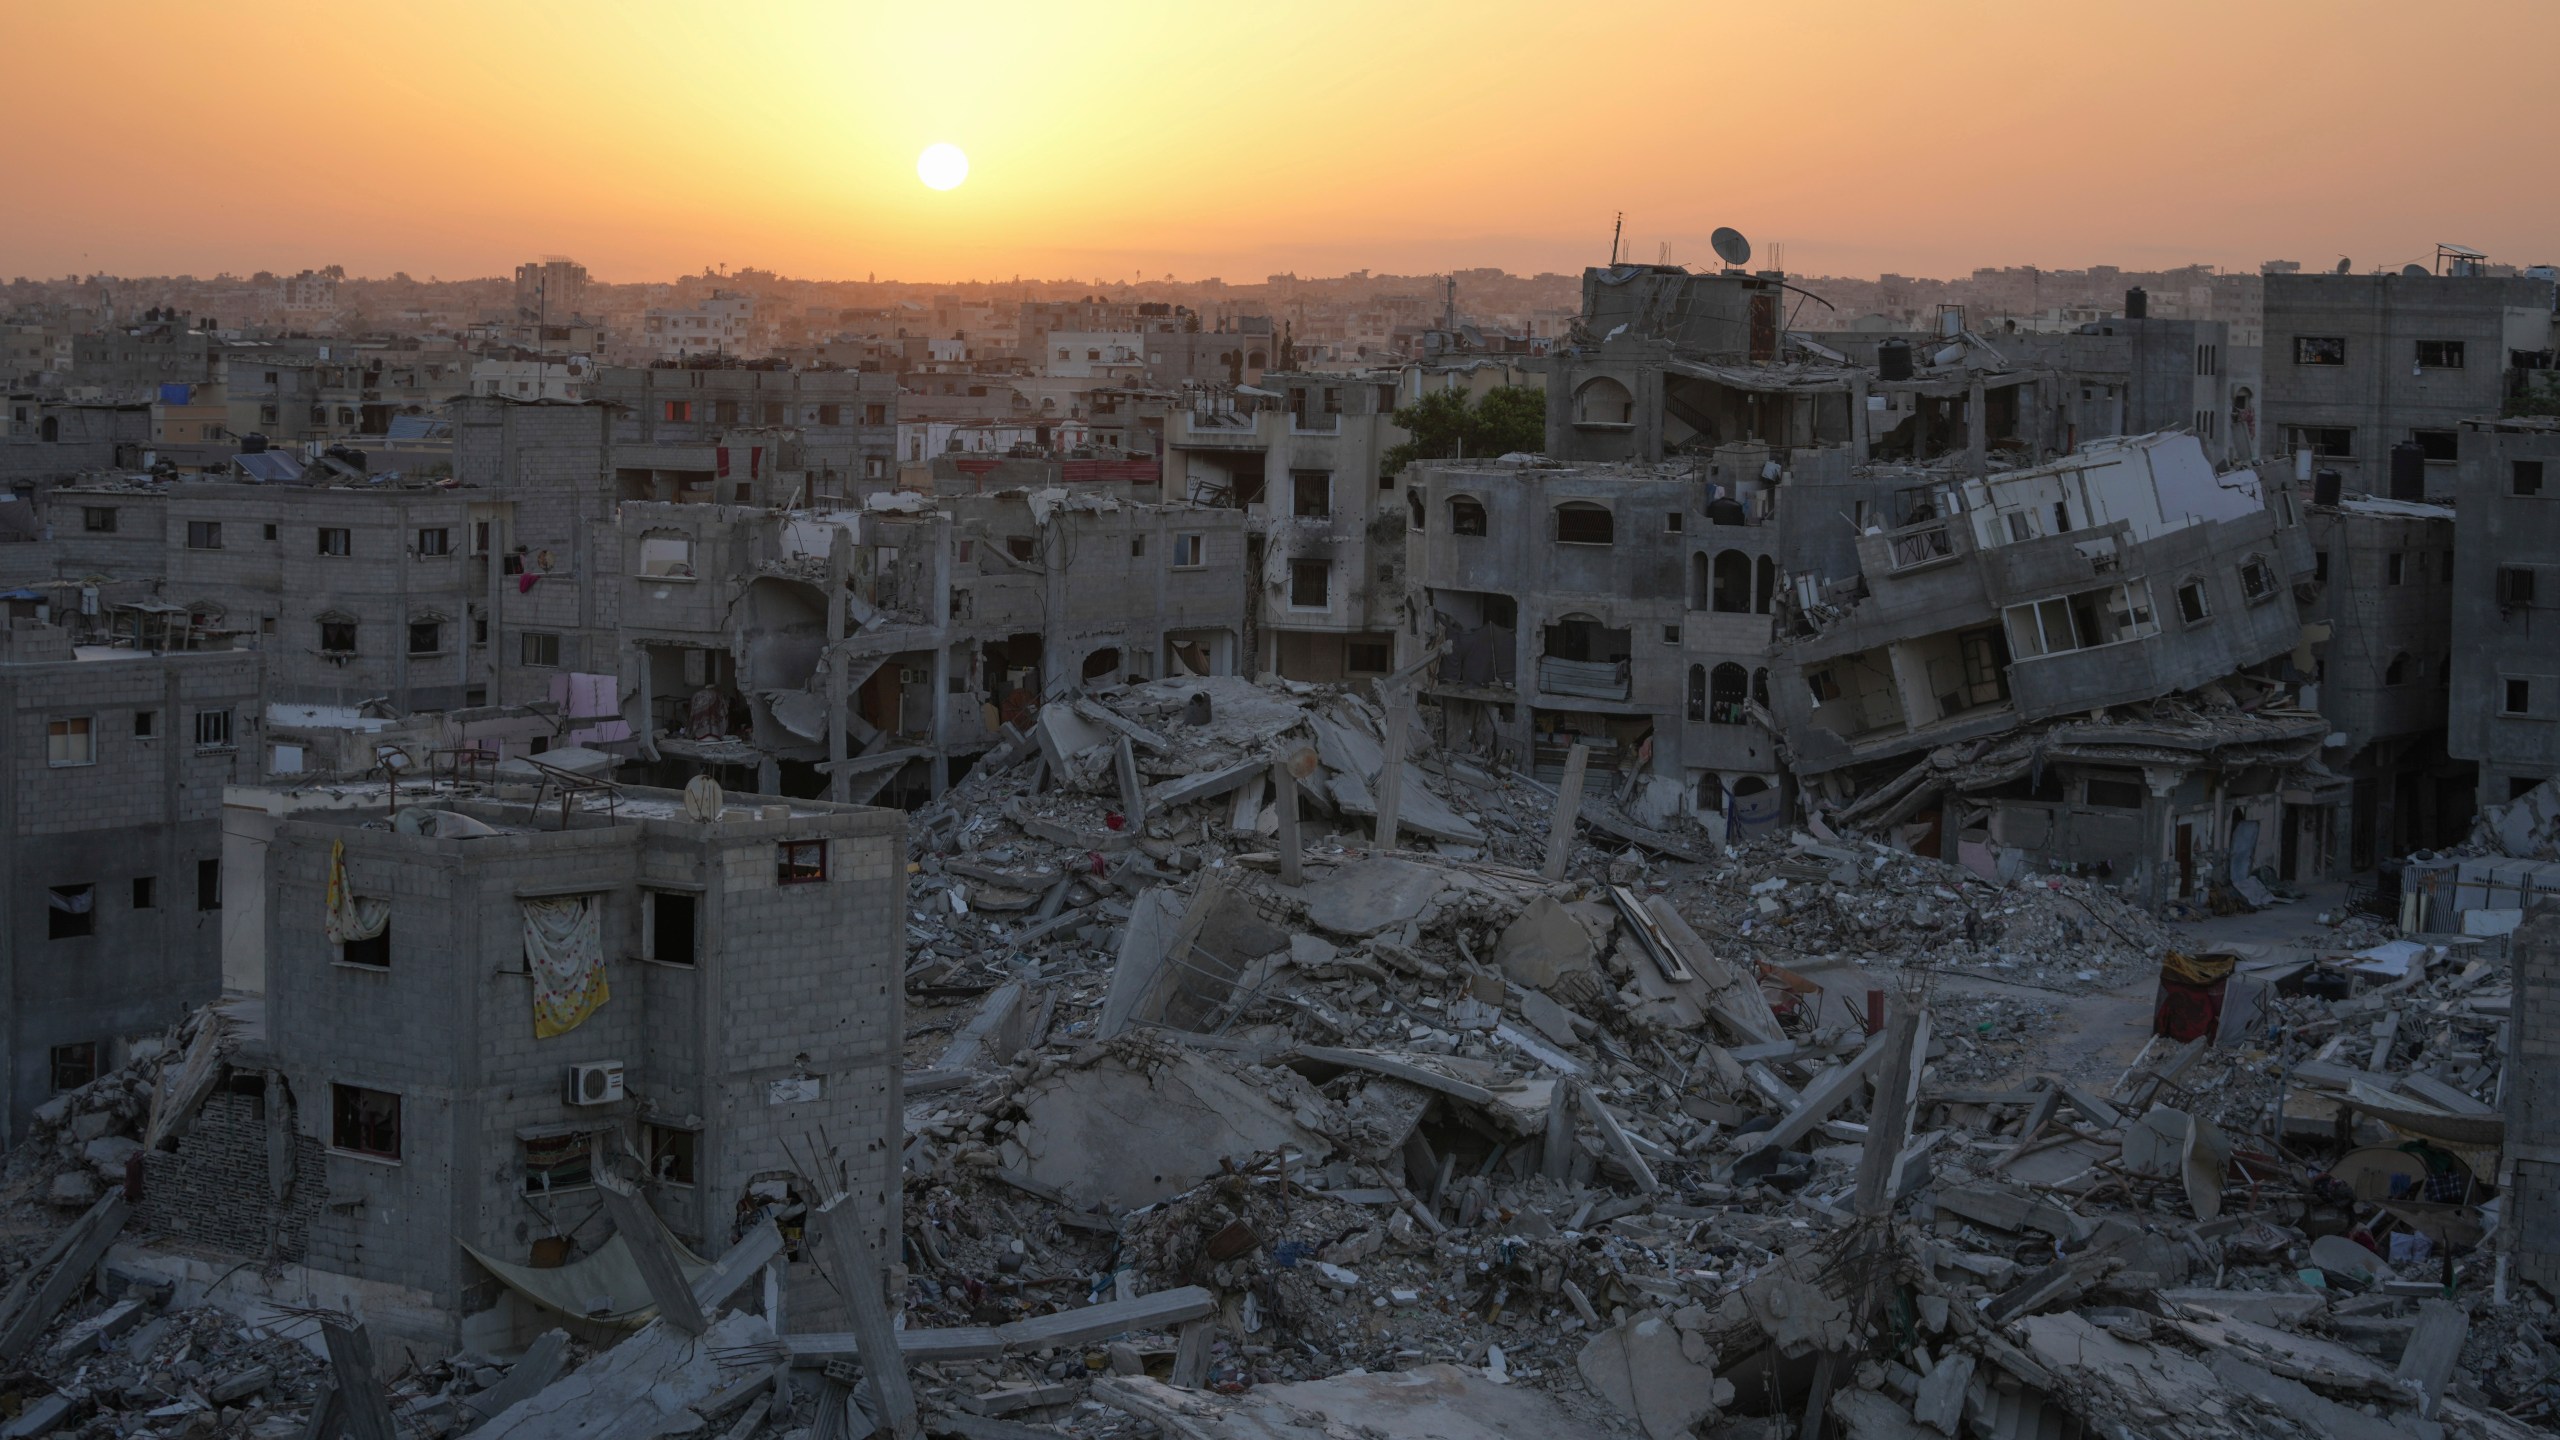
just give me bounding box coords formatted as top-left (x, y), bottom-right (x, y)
top-left (2292, 335), bottom-right (2347, 366)
top-left (1554, 501), bottom-right (1615, 547)
top-left (193, 708), bottom-right (233, 749)
top-left (1287, 558), bottom-right (1331, 610)
top-left (47, 884), bottom-right (95, 940)
top-left (316, 526), bottom-right (352, 558)
top-left (185, 519), bottom-right (222, 550)
top-left (2414, 339), bottom-right (2466, 370)
top-left (415, 526), bottom-right (452, 557)
top-left (329, 1083), bottom-right (402, 1162)
top-left (777, 839), bottom-right (828, 885)
top-left (2503, 678), bottom-right (2534, 717)
top-left (2513, 460), bottom-right (2547, 498)
top-left (520, 631), bottom-right (562, 668)
top-left (81, 506), bottom-right (117, 534)
top-left (47, 715), bottom-right (96, 767)
top-left (1171, 533), bottom-right (1206, 568)
top-left (646, 889), bottom-right (699, 966)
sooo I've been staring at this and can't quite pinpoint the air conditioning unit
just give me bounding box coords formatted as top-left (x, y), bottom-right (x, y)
top-left (564, 1061), bottom-right (625, 1106)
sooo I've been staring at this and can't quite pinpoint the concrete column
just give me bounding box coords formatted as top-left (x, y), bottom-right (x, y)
top-left (825, 529), bottom-right (850, 804)
top-left (1848, 374), bottom-right (1871, 464)
top-left (1965, 378), bottom-right (1987, 477)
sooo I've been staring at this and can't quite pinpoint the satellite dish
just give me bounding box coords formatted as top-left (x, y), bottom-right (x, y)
top-left (1711, 227), bottom-right (1753, 268)
top-left (2335, 257), bottom-right (2353, 275)
top-left (2401, 263), bottom-right (2429, 279)
top-left (683, 774), bottom-right (725, 822)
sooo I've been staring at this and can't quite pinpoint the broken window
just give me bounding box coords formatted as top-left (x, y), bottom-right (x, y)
top-left (133, 710), bottom-right (155, 739)
top-left (1710, 550), bottom-right (1752, 612)
top-left (2385, 653), bottom-right (2409, 685)
top-left (131, 875), bottom-right (156, 910)
top-left (1449, 496), bottom-right (1487, 536)
top-left (1005, 536), bottom-right (1037, 563)
top-left (48, 884), bottom-right (93, 939)
top-left (2415, 340), bottom-right (2466, 370)
top-left (2239, 555), bottom-right (2277, 603)
top-left (2501, 567), bottom-right (2538, 609)
top-left (521, 1132), bottom-right (594, 1193)
top-left (1292, 471), bottom-right (1331, 518)
top-left (777, 839), bottom-right (827, 884)
top-left (2413, 429), bottom-right (2458, 463)
top-left (197, 859), bottom-right (220, 911)
top-left (2387, 551), bottom-right (2406, 585)
top-left (82, 507), bottom-right (116, 533)
top-left (2176, 579), bottom-right (2210, 625)
top-left (330, 1084), bottom-right (401, 1160)
top-left (2005, 511), bottom-right (2036, 543)
top-left (2313, 550), bottom-right (2330, 583)
top-left (2283, 426), bottom-right (2354, 458)
top-left (407, 619), bottom-right (441, 656)
top-left (341, 919), bottom-right (390, 968)
top-left (2506, 679), bottom-right (2533, 715)
top-left (2293, 336), bottom-right (2346, 366)
top-left (186, 520), bottom-right (222, 550)
top-left (1708, 663), bottom-right (1748, 724)
top-left (1346, 640), bottom-right (1391, 674)
top-left (316, 527), bottom-right (351, 557)
top-left (415, 527), bottom-right (451, 557)
top-left (1406, 489), bottom-right (1427, 531)
top-left (1289, 559), bottom-right (1330, 608)
top-left (320, 619), bottom-right (357, 655)
top-left (2514, 460), bottom-right (2545, 497)
top-left (47, 716), bottom-right (94, 767)
top-left (1661, 625), bottom-right (1680, 645)
top-left (2082, 776), bottom-right (2145, 809)
top-left (2004, 581), bottom-right (2158, 657)
top-left (193, 709), bottom-right (232, 748)
top-left (1555, 502), bottom-right (1613, 546)
top-left (648, 890), bottom-right (697, 965)
top-left (638, 534), bottom-right (695, 577)
top-left (1171, 533), bottom-right (1206, 568)
top-left (520, 631), bottom-right (561, 667)
top-left (645, 1125), bottom-right (699, 1185)
top-left (49, 1043), bottom-right (97, 1093)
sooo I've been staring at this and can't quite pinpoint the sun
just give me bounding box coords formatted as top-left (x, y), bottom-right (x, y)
top-left (917, 143), bottom-right (968, 191)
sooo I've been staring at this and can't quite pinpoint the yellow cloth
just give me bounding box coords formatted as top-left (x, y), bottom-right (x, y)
top-left (525, 894), bottom-right (609, 1038)
top-left (322, 839), bottom-right (388, 944)
top-left (2159, 949), bottom-right (2236, 986)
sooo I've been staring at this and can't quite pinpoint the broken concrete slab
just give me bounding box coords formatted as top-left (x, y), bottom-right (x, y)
top-left (1576, 1310), bottom-right (1730, 1440)
top-left (2159, 1289), bottom-right (2327, 1328)
top-left (1099, 1362), bottom-right (1586, 1440)
top-left (1304, 857), bottom-right (1444, 937)
top-left (471, 1310), bottom-right (771, 1439)
top-left (1011, 1050), bottom-right (1326, 1210)
top-left (1490, 895), bottom-right (1596, 990)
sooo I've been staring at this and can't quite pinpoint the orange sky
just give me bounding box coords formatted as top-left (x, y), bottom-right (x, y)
top-left (10, 0), bottom-right (2557, 284)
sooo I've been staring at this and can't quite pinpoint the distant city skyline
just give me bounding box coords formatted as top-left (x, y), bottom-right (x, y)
top-left (10, 0), bottom-right (2558, 286)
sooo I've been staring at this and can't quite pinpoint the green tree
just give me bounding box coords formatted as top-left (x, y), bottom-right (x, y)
top-left (1380, 385), bottom-right (1548, 479)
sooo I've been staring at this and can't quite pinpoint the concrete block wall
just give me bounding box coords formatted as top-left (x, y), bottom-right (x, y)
top-left (137, 1086), bottom-right (326, 1263)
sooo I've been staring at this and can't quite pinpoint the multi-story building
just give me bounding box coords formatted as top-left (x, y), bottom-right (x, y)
top-left (2261, 270), bottom-right (2556, 496)
top-left (2449, 416), bottom-right (2560, 804)
top-left (642, 291), bottom-right (766, 361)
top-left (513, 258), bottom-right (590, 322)
top-left (591, 365), bottom-right (898, 485)
top-left (0, 621), bottom-right (261, 1145)
top-left (137, 779), bottom-right (902, 1353)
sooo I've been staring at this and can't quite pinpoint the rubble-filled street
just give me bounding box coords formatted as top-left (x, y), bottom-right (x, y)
top-left (2, 674), bottom-right (2546, 1440)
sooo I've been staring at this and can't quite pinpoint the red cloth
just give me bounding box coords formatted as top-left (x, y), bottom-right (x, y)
top-left (517, 572), bottom-right (540, 594)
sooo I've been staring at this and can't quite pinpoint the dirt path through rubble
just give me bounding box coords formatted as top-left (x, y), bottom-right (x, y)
top-left (1929, 970), bottom-right (2159, 1086)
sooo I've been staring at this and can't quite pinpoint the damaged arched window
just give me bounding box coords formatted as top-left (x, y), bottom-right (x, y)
top-left (1711, 551), bottom-right (1752, 612)
top-left (1448, 495), bottom-right (1487, 536)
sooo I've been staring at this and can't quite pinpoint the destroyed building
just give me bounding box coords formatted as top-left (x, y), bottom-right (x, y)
top-left (133, 779), bottom-right (903, 1355)
top-left (593, 362), bottom-right (899, 486)
top-left (2451, 415), bottom-right (2560, 804)
top-left (1764, 432), bottom-right (2328, 903)
top-left (0, 621), bottom-right (259, 1146)
top-left (2262, 268), bottom-right (2557, 498)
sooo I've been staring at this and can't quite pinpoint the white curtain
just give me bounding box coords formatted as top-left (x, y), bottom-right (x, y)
top-left (524, 895), bottom-right (608, 1038)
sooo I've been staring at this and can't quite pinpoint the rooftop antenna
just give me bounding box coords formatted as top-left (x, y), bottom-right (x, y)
top-left (1609, 212), bottom-right (1624, 266)
top-left (1711, 227), bottom-right (1753, 272)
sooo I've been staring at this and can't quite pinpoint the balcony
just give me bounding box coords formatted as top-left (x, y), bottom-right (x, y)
top-left (1884, 521), bottom-right (1957, 574)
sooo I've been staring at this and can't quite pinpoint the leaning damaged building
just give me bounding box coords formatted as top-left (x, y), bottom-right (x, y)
top-left (1766, 432), bottom-right (2327, 906)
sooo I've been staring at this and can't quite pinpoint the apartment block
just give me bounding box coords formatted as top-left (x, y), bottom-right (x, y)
top-left (2450, 417), bottom-right (2560, 804)
top-left (0, 621), bottom-right (260, 1145)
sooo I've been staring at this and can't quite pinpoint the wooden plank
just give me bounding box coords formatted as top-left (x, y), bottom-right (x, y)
top-left (320, 1321), bottom-right (399, 1440)
top-left (1541, 744), bottom-right (1589, 881)
top-left (0, 1193), bottom-right (128, 1365)
top-left (808, 1193), bottom-right (922, 1440)
top-left (595, 1174), bottom-right (707, 1336)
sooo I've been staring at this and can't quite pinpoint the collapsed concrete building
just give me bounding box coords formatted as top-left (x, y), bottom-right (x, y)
top-left (1764, 432), bottom-right (2326, 905)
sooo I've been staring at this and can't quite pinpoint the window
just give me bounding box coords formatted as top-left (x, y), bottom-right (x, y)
top-left (1708, 663), bottom-right (1748, 724)
top-left (415, 527), bottom-right (451, 557)
top-left (263, 523), bottom-right (278, 541)
top-left (193, 709), bottom-right (232, 748)
top-left (1662, 625), bottom-right (1680, 644)
top-left (2387, 551), bottom-right (2406, 585)
top-left (777, 839), bottom-right (828, 884)
top-left (2176, 579), bottom-right (2210, 625)
top-left (2238, 555), bottom-right (2277, 603)
top-left (2313, 550), bottom-right (2329, 583)
top-left (132, 876), bottom-right (156, 910)
top-left (2293, 336), bottom-right (2346, 366)
top-left (2416, 340), bottom-right (2466, 370)
top-left (81, 507), bottom-right (116, 533)
top-left (341, 918), bottom-right (390, 968)
top-left (1129, 534), bottom-right (1146, 559)
top-left (818, 403), bottom-right (841, 426)
top-left (1687, 664), bottom-right (1707, 721)
top-left (2195, 343), bottom-right (2218, 376)
top-left (520, 631), bottom-right (561, 667)
top-left (2052, 501), bottom-right (2073, 534)
top-left (2283, 426), bottom-right (2355, 458)
top-left (663, 400), bottom-right (693, 422)
top-left (259, 404), bottom-right (277, 425)
top-left (49, 1043), bottom-right (98, 1093)
top-left (2413, 429), bottom-right (2459, 463)
top-left (1292, 471), bottom-right (1331, 518)
top-left (2506, 679), bottom-right (2534, 715)
top-left (47, 717), bottom-right (94, 767)
top-left (1555, 502), bottom-right (1614, 545)
top-left (330, 1084), bottom-right (401, 1160)
top-left (2083, 777), bottom-right (2146, 809)
top-left (1664, 512), bottom-right (1683, 534)
top-left (133, 710), bottom-right (155, 739)
top-left (521, 1133), bottom-right (593, 1193)
top-left (197, 858), bottom-right (220, 911)
top-left (186, 520), bottom-right (221, 550)
top-left (407, 620), bottom-right (441, 656)
top-left (1449, 496), bottom-right (1487, 536)
top-left (2515, 461), bottom-right (2546, 497)
top-left (2501, 566), bottom-right (2538, 609)
top-left (2384, 653), bottom-right (2409, 685)
top-left (649, 890), bottom-right (697, 965)
top-left (1346, 640), bottom-right (1391, 673)
top-left (763, 402), bottom-right (785, 424)
top-left (645, 1125), bottom-right (698, 1185)
top-left (47, 885), bottom-right (94, 940)
top-left (1289, 559), bottom-right (1330, 608)
top-left (1171, 533), bottom-right (1206, 568)
top-left (320, 619), bottom-right (357, 655)
top-left (316, 527), bottom-right (351, 557)
top-left (2006, 511), bottom-right (2036, 543)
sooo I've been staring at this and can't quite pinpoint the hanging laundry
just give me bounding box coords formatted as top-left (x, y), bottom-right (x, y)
top-left (524, 894), bottom-right (608, 1038)
top-left (322, 839), bottom-right (389, 944)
